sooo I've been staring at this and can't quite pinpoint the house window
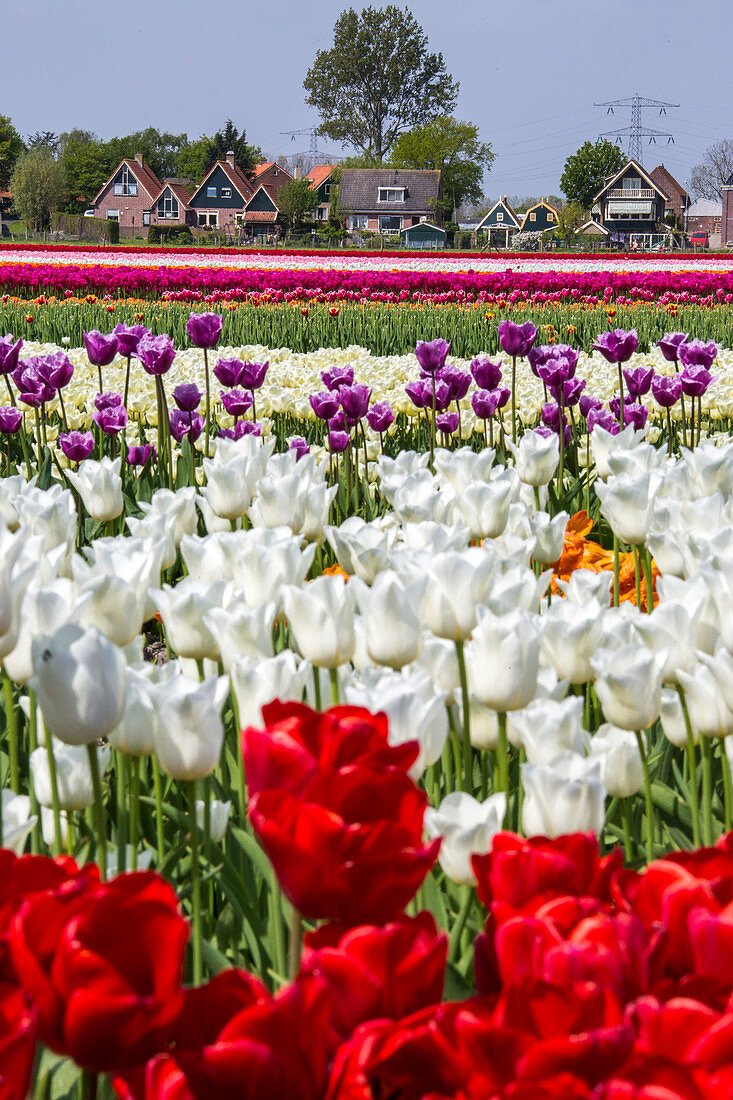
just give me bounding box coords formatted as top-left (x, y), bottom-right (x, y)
top-left (496, 211), bottom-right (504, 221)
top-left (198, 212), bottom-right (219, 227)
top-left (529, 213), bottom-right (536, 222)
top-left (348, 214), bottom-right (368, 230)
top-left (221, 188), bottom-right (232, 198)
top-left (142, 211), bottom-right (151, 226)
top-left (623, 177), bottom-right (641, 190)
top-left (547, 213), bottom-right (554, 222)
top-left (379, 215), bottom-right (402, 234)
top-left (206, 186), bottom-right (217, 198)
top-left (323, 183), bottom-right (332, 197)
top-left (106, 210), bottom-right (120, 221)
top-left (378, 188), bottom-right (405, 203)
top-left (158, 194), bottom-right (179, 220)
top-left (113, 165), bottom-right (138, 197)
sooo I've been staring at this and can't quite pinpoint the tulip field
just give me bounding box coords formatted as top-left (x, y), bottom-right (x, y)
top-left (4, 245), bottom-right (733, 1096)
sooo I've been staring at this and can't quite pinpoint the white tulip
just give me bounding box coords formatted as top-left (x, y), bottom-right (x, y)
top-left (139, 487), bottom-right (198, 548)
top-left (659, 687), bottom-right (692, 747)
top-left (456, 478), bottom-right (513, 540)
top-left (590, 725), bottom-right (644, 798)
top-left (230, 651), bottom-right (309, 729)
top-left (467, 608), bottom-right (539, 712)
top-left (556, 569), bottom-right (612, 607)
top-left (539, 598), bottom-right (604, 684)
top-left (411, 635), bottom-right (461, 703)
top-left (422, 549), bottom-right (495, 641)
top-left (399, 521), bottom-right (469, 554)
top-left (676, 662), bottom-right (733, 738)
top-left (222, 529), bottom-right (316, 609)
top-left (31, 741), bottom-right (111, 810)
top-left (74, 572), bottom-right (147, 648)
top-left (424, 791), bottom-right (506, 885)
top-left (151, 673), bottom-right (229, 780)
top-left (511, 696), bottom-right (588, 764)
top-left (108, 666), bottom-right (158, 757)
top-left (596, 472), bottom-right (660, 546)
top-left (528, 510), bottom-right (569, 565)
top-left (41, 806), bottom-right (69, 849)
top-left (508, 432), bottom-right (559, 487)
top-left (282, 575), bottom-right (355, 668)
top-left (485, 564), bottom-right (550, 615)
top-left (195, 799), bottom-right (232, 843)
top-left (195, 493), bottom-right (232, 534)
top-left (299, 481), bottom-right (338, 542)
top-left (16, 485), bottom-right (76, 555)
top-left (151, 579), bottom-right (228, 660)
top-left (248, 472), bottom-right (306, 532)
top-left (590, 425), bottom-right (646, 481)
top-left (326, 518), bottom-right (394, 584)
top-left (66, 456), bottom-right (123, 522)
top-left (434, 447), bottom-right (495, 493)
top-left (1, 789), bottom-right (37, 854)
top-left (31, 623), bottom-right (125, 745)
top-left (352, 573), bottom-right (425, 669)
top-left (632, 601), bottom-right (698, 683)
top-left (591, 645), bottom-right (667, 730)
top-left (522, 752), bottom-right (606, 838)
top-left (202, 455), bottom-right (254, 520)
top-left (205, 601), bottom-right (276, 671)
top-left (126, 513), bottom-right (177, 570)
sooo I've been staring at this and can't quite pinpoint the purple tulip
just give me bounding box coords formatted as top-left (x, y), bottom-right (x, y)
top-left (328, 430), bottom-right (350, 453)
top-left (440, 365), bottom-right (471, 402)
top-left (498, 320), bottom-right (537, 358)
top-left (36, 352), bottom-right (73, 391)
top-left (0, 406), bottom-right (22, 433)
top-left (239, 361), bottom-right (269, 390)
top-left (83, 331), bottom-right (119, 367)
top-left (554, 377), bottom-right (586, 407)
top-left (436, 411), bottom-right (459, 435)
top-left (15, 365), bottom-right (53, 407)
top-left (113, 323), bottom-right (149, 358)
top-left (0, 336), bottom-right (22, 376)
top-left (624, 403), bottom-right (649, 430)
top-left (405, 380), bottom-right (431, 410)
top-left (309, 391), bottom-right (341, 420)
top-left (680, 364), bottom-right (716, 397)
top-left (137, 334), bottom-right (176, 376)
top-left (240, 420), bottom-right (261, 437)
top-left (340, 383), bottom-right (372, 422)
top-left (470, 356), bottom-right (503, 391)
top-left (494, 385), bottom-right (511, 410)
top-left (214, 357), bottom-right (245, 388)
top-left (587, 407), bottom-right (620, 435)
top-left (93, 405), bottom-right (128, 434)
top-left (94, 392), bottom-right (123, 411)
top-left (328, 410), bottom-right (348, 433)
top-left (415, 338), bottom-right (450, 375)
top-left (471, 388), bottom-right (501, 420)
top-left (657, 332), bottom-right (688, 364)
top-left (622, 366), bottom-right (654, 397)
top-left (534, 424), bottom-right (556, 440)
top-left (59, 431), bottom-right (95, 462)
top-left (541, 402), bottom-right (567, 433)
top-left (289, 437), bottom-right (310, 460)
top-left (537, 355), bottom-right (575, 389)
top-left (366, 401), bottom-right (395, 433)
top-left (651, 374), bottom-right (682, 408)
top-left (579, 394), bottom-right (604, 419)
top-left (528, 344), bottom-right (579, 380)
top-left (221, 389), bottom-right (254, 417)
top-left (321, 365), bottom-right (354, 392)
top-left (170, 410), bottom-right (205, 443)
top-left (173, 383), bottom-right (203, 412)
top-left (427, 378), bottom-right (452, 412)
top-left (592, 329), bottom-right (639, 364)
top-left (127, 443), bottom-right (156, 468)
top-left (679, 339), bottom-right (718, 371)
top-left (186, 312), bottom-right (223, 349)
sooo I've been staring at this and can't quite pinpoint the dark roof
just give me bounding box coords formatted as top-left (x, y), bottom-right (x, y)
top-left (337, 169), bottom-right (441, 213)
top-left (593, 159), bottom-right (668, 203)
top-left (152, 181), bottom-right (192, 209)
top-left (189, 161), bottom-right (254, 207)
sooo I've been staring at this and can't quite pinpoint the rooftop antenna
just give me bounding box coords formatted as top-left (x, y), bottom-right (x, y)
top-left (594, 93), bottom-right (678, 165)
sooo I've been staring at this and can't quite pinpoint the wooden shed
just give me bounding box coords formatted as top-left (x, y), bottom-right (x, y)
top-left (399, 221), bottom-right (446, 249)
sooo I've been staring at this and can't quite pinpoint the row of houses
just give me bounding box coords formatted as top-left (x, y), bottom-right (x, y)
top-left (476, 161), bottom-right (724, 246)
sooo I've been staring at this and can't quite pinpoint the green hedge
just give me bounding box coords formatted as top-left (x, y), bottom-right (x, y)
top-left (147, 224), bottom-right (193, 245)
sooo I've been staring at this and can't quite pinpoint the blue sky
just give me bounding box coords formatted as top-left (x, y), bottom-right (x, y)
top-left (3, 0), bottom-right (731, 199)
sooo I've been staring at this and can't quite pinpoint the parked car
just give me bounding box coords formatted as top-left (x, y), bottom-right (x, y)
top-left (83, 209), bottom-right (95, 217)
top-left (690, 231), bottom-right (708, 248)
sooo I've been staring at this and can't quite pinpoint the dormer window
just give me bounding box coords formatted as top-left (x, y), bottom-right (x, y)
top-left (113, 165), bottom-right (138, 197)
top-left (221, 188), bottom-right (232, 198)
top-left (379, 187), bottom-right (405, 203)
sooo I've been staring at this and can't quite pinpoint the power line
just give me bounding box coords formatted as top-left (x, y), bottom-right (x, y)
top-left (595, 93), bottom-right (679, 165)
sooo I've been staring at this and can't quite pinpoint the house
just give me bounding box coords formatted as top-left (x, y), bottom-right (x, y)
top-left (474, 197), bottom-right (521, 246)
top-left (593, 160), bottom-right (668, 243)
top-left (400, 222), bottom-right (446, 249)
top-left (687, 198), bottom-right (722, 244)
top-left (519, 198), bottom-right (559, 233)
top-left (240, 162), bottom-right (294, 238)
top-left (91, 154), bottom-right (163, 230)
top-left (305, 165), bottom-right (338, 222)
top-left (188, 153), bottom-right (256, 230)
top-left (151, 181), bottom-right (195, 227)
top-left (649, 164), bottom-right (689, 225)
top-left (337, 169), bottom-right (442, 236)
top-left (576, 219), bottom-right (610, 239)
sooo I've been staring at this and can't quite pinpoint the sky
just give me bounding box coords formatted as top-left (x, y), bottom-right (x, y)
top-left (3, 0), bottom-right (732, 201)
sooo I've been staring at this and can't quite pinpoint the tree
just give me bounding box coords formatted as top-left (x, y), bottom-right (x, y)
top-left (390, 116), bottom-right (494, 220)
top-left (304, 6), bottom-right (459, 160)
top-left (0, 116), bottom-right (26, 190)
top-left (277, 178), bottom-right (319, 231)
top-left (27, 131), bottom-right (59, 153)
top-left (204, 121), bottom-right (261, 177)
top-left (10, 148), bottom-right (66, 231)
top-left (106, 128), bottom-right (188, 181)
top-left (690, 139), bottom-right (733, 202)
top-left (560, 140), bottom-right (625, 211)
top-left (58, 131), bottom-right (115, 212)
top-left (177, 138), bottom-right (211, 184)
top-left (554, 201), bottom-right (586, 240)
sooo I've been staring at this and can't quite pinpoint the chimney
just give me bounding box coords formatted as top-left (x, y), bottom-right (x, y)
top-left (135, 152), bottom-right (144, 166)
top-left (226, 150), bottom-right (235, 168)
top-left (294, 165), bottom-right (302, 179)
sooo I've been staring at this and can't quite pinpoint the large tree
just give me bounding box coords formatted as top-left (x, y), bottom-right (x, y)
top-left (202, 121), bottom-right (261, 178)
top-left (277, 178), bottom-right (319, 231)
top-left (58, 130), bottom-right (116, 212)
top-left (690, 138), bottom-right (733, 202)
top-left (10, 148), bottom-right (66, 231)
top-left (560, 140), bottom-right (625, 211)
top-left (0, 116), bottom-right (26, 190)
top-left (304, 6), bottom-right (459, 160)
top-left (390, 116), bottom-right (494, 220)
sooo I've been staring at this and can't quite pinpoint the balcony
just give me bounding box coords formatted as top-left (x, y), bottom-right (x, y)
top-left (606, 188), bottom-right (656, 200)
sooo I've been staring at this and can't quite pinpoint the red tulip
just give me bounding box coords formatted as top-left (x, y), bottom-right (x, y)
top-left (0, 983), bottom-right (36, 1100)
top-left (10, 871), bottom-right (188, 1072)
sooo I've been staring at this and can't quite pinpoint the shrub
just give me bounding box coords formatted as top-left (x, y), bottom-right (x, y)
top-left (147, 224), bottom-right (193, 245)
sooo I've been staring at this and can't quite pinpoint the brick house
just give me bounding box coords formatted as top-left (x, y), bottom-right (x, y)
top-left (151, 181), bottom-right (195, 227)
top-left (91, 154), bottom-right (163, 230)
top-left (188, 157), bottom-right (293, 239)
top-left (649, 164), bottom-right (689, 225)
top-left (593, 160), bottom-right (668, 242)
top-left (337, 169), bottom-right (442, 236)
top-left (305, 165), bottom-right (338, 222)
top-left (687, 198), bottom-right (722, 242)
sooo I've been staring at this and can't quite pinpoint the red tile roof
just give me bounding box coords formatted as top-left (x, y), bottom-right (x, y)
top-left (151, 180), bottom-right (192, 209)
top-left (306, 165), bottom-right (337, 189)
top-left (243, 210), bottom-right (278, 222)
top-left (92, 158), bottom-right (163, 205)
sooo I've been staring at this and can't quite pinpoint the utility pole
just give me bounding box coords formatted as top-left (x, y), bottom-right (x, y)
top-left (595, 94), bottom-right (678, 165)
top-left (279, 128), bottom-right (342, 173)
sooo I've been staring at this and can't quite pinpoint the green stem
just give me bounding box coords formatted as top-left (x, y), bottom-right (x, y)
top-left (496, 712), bottom-right (510, 797)
top-left (312, 665), bottom-right (322, 711)
top-left (187, 779), bottom-right (202, 985)
top-left (116, 752), bottom-right (128, 874)
top-left (722, 742), bottom-right (733, 834)
top-left (454, 640), bottom-right (472, 792)
top-left (634, 730), bottom-right (654, 863)
top-left (448, 886), bottom-right (475, 962)
top-left (678, 687), bottom-right (701, 848)
top-left (44, 726), bottom-right (63, 856)
top-left (203, 347), bottom-right (211, 459)
top-left (700, 734), bottom-right (714, 847)
top-left (511, 355), bottom-right (517, 443)
top-left (621, 797), bottom-right (634, 863)
top-left (86, 743), bottom-right (107, 880)
top-left (130, 756), bottom-right (140, 870)
top-left (613, 534), bottom-right (620, 608)
top-left (27, 691), bottom-right (41, 854)
top-left (642, 547), bottom-right (654, 613)
top-left (288, 904), bottom-right (303, 980)
top-left (329, 667), bottom-right (340, 706)
top-left (3, 668), bottom-right (19, 793)
top-left (152, 755), bottom-right (166, 866)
